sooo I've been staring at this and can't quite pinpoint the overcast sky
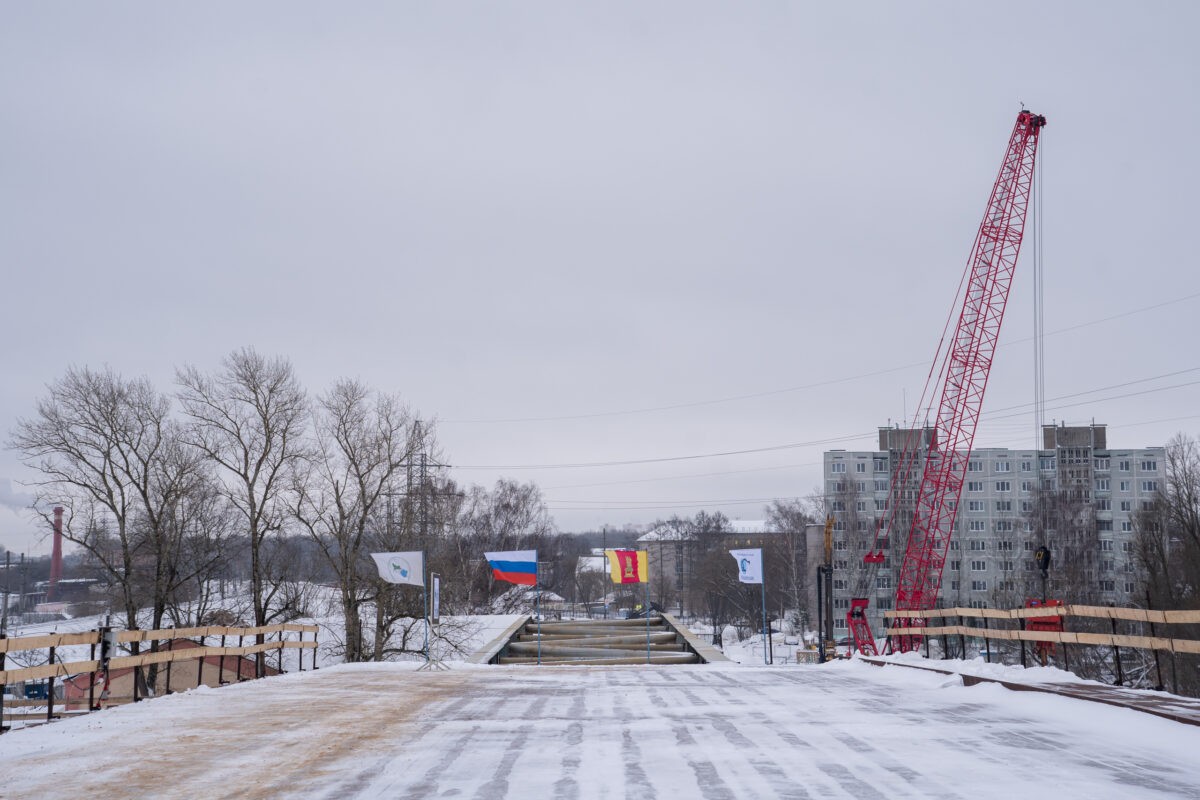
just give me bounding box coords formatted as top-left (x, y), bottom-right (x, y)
top-left (3, 2), bottom-right (1198, 555)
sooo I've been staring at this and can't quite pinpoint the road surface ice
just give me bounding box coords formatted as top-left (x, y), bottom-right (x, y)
top-left (3, 659), bottom-right (1199, 799)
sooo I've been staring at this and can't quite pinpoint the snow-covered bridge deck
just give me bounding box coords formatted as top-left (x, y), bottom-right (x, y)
top-left (4, 660), bottom-right (1200, 799)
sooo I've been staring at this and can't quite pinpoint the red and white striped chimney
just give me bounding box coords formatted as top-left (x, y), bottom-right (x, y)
top-left (49, 506), bottom-right (64, 602)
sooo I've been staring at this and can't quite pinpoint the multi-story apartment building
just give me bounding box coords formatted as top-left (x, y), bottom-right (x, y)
top-left (823, 423), bottom-right (1164, 635)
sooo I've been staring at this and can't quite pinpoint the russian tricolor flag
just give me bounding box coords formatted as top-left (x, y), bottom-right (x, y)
top-left (485, 550), bottom-right (538, 586)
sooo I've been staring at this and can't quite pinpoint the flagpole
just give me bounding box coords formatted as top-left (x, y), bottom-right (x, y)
top-left (423, 551), bottom-right (429, 663)
top-left (536, 550), bottom-right (542, 667)
top-left (760, 573), bottom-right (768, 666)
top-left (645, 572), bottom-right (650, 665)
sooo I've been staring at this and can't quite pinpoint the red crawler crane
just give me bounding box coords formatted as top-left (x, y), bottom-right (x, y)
top-left (848, 110), bottom-right (1047, 655)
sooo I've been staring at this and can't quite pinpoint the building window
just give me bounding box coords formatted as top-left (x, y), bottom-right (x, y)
top-left (834, 598), bottom-right (849, 609)
top-left (1097, 498), bottom-right (1111, 511)
top-left (971, 580), bottom-right (987, 592)
top-left (1096, 478), bottom-right (1110, 492)
top-left (969, 521), bottom-right (986, 532)
top-left (855, 481), bottom-right (866, 492)
top-left (1123, 581), bottom-right (1136, 594)
top-left (995, 500), bottom-right (1012, 512)
top-left (1097, 520), bottom-right (1113, 531)
top-left (949, 560), bottom-right (961, 571)
top-left (1100, 560), bottom-right (1114, 572)
top-left (1095, 457), bottom-right (1110, 471)
top-left (856, 462), bottom-right (867, 473)
top-left (995, 481), bottom-right (1011, 492)
top-left (995, 521), bottom-right (1013, 532)
top-left (970, 539), bottom-right (986, 550)
top-left (1119, 481), bottom-right (1131, 492)
top-left (1122, 541), bottom-right (1133, 553)
top-left (877, 576), bottom-right (892, 589)
top-left (831, 462), bottom-right (846, 474)
top-left (875, 500), bottom-right (886, 511)
top-left (1020, 480), bottom-right (1034, 493)
top-left (874, 480), bottom-right (888, 492)
top-left (1142, 480), bottom-right (1159, 492)
top-left (831, 501), bottom-right (845, 512)
top-left (968, 461), bottom-right (983, 472)
top-left (949, 541), bottom-right (960, 551)
top-left (1020, 461), bottom-right (1032, 472)
top-left (950, 580), bottom-right (960, 590)
top-left (1120, 500), bottom-right (1132, 512)
top-left (1000, 561), bottom-right (1014, 572)
top-left (995, 460), bottom-right (1011, 472)
top-left (874, 458), bottom-right (888, 472)
top-left (968, 481), bottom-right (984, 492)
top-left (1100, 539), bottom-right (1114, 551)
top-left (1040, 457), bottom-right (1056, 471)
top-left (971, 560), bottom-right (986, 571)
top-left (833, 540), bottom-right (847, 550)
top-left (1120, 521), bottom-right (1132, 532)
top-left (968, 501), bottom-right (985, 512)
top-left (1118, 459), bottom-right (1130, 472)
top-left (997, 541), bottom-right (1014, 551)
top-left (856, 501), bottom-right (867, 512)
top-left (1099, 580), bottom-right (1115, 592)
top-left (1140, 459), bottom-right (1157, 472)
top-left (833, 579), bottom-right (847, 590)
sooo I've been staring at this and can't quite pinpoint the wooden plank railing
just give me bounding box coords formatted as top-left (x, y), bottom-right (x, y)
top-left (0, 622), bottom-right (319, 716)
top-left (883, 606), bottom-right (1200, 655)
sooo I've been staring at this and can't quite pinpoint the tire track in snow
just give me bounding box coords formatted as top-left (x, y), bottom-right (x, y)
top-left (550, 691), bottom-right (588, 800)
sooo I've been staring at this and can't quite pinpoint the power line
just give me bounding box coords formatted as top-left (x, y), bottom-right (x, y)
top-left (542, 460), bottom-right (823, 491)
top-left (449, 431), bottom-right (876, 471)
top-left (441, 290), bottom-right (1200, 425)
top-left (450, 369), bottom-right (1200, 472)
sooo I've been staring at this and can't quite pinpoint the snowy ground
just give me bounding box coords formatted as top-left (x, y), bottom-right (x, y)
top-left (4, 658), bottom-right (1200, 799)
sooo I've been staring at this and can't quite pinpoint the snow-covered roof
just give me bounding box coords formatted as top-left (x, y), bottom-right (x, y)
top-left (637, 526), bottom-right (695, 542)
top-left (728, 520), bottom-right (772, 535)
top-left (637, 519), bottom-right (776, 541)
top-left (576, 555), bottom-right (607, 574)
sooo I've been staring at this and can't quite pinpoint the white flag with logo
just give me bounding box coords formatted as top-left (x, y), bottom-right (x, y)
top-left (371, 551), bottom-right (424, 586)
top-left (729, 548), bottom-right (763, 584)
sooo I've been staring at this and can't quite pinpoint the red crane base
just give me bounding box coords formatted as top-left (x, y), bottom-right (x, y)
top-left (847, 598), bottom-right (879, 656)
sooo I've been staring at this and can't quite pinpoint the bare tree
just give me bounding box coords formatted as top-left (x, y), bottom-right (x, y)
top-left (765, 499), bottom-right (817, 630)
top-left (1135, 433), bottom-right (1200, 695)
top-left (10, 369), bottom-right (210, 632)
top-left (176, 348), bottom-right (309, 676)
top-left (292, 379), bottom-right (419, 662)
top-left (446, 479), bottom-right (555, 613)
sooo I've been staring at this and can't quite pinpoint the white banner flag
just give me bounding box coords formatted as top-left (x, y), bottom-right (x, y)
top-left (729, 548), bottom-right (763, 584)
top-left (371, 551), bottom-right (424, 586)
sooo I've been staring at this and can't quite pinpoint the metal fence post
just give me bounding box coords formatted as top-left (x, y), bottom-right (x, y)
top-left (196, 634), bottom-right (205, 689)
top-left (88, 639), bottom-right (98, 711)
top-left (47, 645), bottom-right (56, 722)
top-left (1110, 615), bottom-right (1124, 686)
top-left (983, 616), bottom-right (991, 663)
top-left (1019, 617), bottom-right (1027, 669)
top-left (219, 634), bottom-right (226, 685)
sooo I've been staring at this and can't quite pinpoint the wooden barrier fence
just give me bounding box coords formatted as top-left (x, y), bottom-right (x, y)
top-left (883, 605), bottom-right (1200, 655)
top-left (0, 622), bottom-right (318, 729)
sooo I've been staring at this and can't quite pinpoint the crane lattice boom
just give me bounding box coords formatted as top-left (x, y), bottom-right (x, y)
top-left (849, 110), bottom-right (1047, 655)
